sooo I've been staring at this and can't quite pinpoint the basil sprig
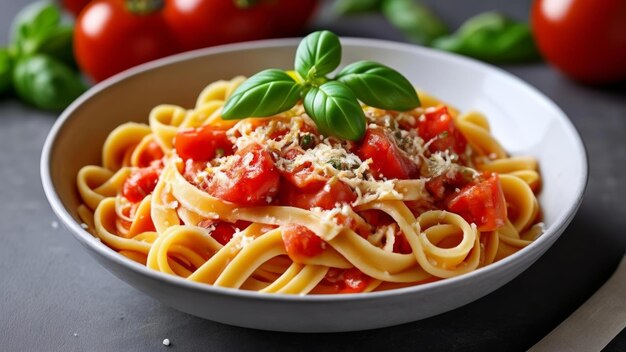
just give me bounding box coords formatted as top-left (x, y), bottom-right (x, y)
top-left (221, 30), bottom-right (420, 141)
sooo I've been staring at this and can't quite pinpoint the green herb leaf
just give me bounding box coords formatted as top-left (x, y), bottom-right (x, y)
top-left (303, 81), bottom-right (365, 141)
top-left (13, 54), bottom-right (86, 110)
top-left (28, 25), bottom-right (75, 66)
top-left (381, 0), bottom-right (448, 46)
top-left (11, 1), bottom-right (61, 46)
top-left (295, 30), bottom-right (342, 80)
top-left (222, 69), bottom-right (302, 119)
top-left (0, 48), bottom-right (13, 94)
top-left (336, 60), bottom-right (420, 111)
top-left (431, 12), bottom-right (540, 63)
top-left (333, 0), bottom-right (382, 15)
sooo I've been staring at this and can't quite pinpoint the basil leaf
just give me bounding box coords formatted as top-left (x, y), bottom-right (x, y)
top-left (295, 30), bottom-right (341, 80)
top-left (381, 0), bottom-right (448, 46)
top-left (303, 81), bottom-right (365, 141)
top-left (13, 54), bottom-right (86, 110)
top-left (336, 60), bottom-right (420, 111)
top-left (0, 48), bottom-right (13, 94)
top-left (431, 12), bottom-right (540, 63)
top-left (333, 0), bottom-right (382, 15)
top-left (11, 1), bottom-right (61, 45)
top-left (222, 69), bottom-right (302, 119)
top-left (27, 25), bottom-right (75, 66)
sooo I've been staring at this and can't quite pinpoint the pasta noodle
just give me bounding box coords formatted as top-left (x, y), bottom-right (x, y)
top-left (76, 77), bottom-right (543, 295)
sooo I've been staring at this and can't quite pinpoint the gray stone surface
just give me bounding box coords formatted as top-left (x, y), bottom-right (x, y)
top-left (1, 0), bottom-right (625, 351)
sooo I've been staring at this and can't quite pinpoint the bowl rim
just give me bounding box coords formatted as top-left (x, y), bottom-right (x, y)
top-left (40, 36), bottom-right (589, 303)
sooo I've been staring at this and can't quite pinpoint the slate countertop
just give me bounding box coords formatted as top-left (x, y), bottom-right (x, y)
top-left (1, 0), bottom-right (625, 351)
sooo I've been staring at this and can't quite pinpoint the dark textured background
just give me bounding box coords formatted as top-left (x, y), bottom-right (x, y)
top-left (1, 0), bottom-right (625, 351)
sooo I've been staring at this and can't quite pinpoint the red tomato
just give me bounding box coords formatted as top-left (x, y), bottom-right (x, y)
top-left (357, 128), bottom-right (419, 180)
top-left (122, 166), bottom-right (161, 203)
top-left (446, 173), bottom-right (507, 232)
top-left (163, 0), bottom-right (274, 51)
top-left (137, 140), bottom-right (164, 167)
top-left (205, 144), bottom-right (280, 206)
top-left (271, 0), bottom-right (319, 37)
top-left (282, 224), bottom-right (325, 262)
top-left (280, 180), bottom-right (356, 210)
top-left (74, 0), bottom-right (179, 82)
top-left (174, 126), bottom-right (233, 162)
top-left (425, 169), bottom-right (472, 201)
top-left (198, 219), bottom-right (251, 245)
top-left (532, 0), bottom-right (626, 83)
top-left (393, 232), bottom-right (412, 254)
top-left (339, 268), bottom-right (370, 293)
top-left (62, 0), bottom-right (92, 16)
top-left (417, 106), bottom-right (467, 156)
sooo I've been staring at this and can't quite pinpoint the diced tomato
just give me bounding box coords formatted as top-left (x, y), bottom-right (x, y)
top-left (280, 180), bottom-right (356, 210)
top-left (282, 224), bottom-right (325, 262)
top-left (358, 209), bottom-right (394, 227)
top-left (174, 125), bottom-right (233, 162)
top-left (393, 232), bottom-right (413, 254)
top-left (339, 268), bottom-right (371, 293)
top-left (205, 144), bottom-right (280, 206)
top-left (417, 106), bottom-right (467, 155)
top-left (137, 140), bottom-right (164, 167)
top-left (425, 169), bottom-right (472, 201)
top-left (356, 127), bottom-right (419, 180)
top-left (279, 149), bottom-right (327, 192)
top-left (446, 173), bottom-right (507, 232)
top-left (198, 219), bottom-right (251, 245)
top-left (122, 166), bottom-right (161, 203)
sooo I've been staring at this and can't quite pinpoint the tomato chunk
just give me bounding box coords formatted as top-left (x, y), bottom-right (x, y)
top-left (174, 125), bottom-right (233, 162)
top-left (282, 224), bottom-right (325, 262)
top-left (280, 180), bottom-right (356, 210)
top-left (206, 144), bottom-right (280, 206)
top-left (198, 219), bottom-right (251, 245)
top-left (279, 149), bottom-right (327, 192)
top-left (122, 166), bottom-right (161, 203)
top-left (417, 106), bottom-right (467, 155)
top-left (356, 127), bottom-right (418, 180)
top-left (446, 173), bottom-right (507, 231)
top-left (137, 140), bottom-right (164, 168)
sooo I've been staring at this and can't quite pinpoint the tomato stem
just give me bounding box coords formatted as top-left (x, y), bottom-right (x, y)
top-left (126, 0), bottom-right (164, 15)
top-left (234, 0), bottom-right (261, 9)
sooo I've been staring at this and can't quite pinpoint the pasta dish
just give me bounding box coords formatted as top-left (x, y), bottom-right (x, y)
top-left (76, 77), bottom-right (543, 295)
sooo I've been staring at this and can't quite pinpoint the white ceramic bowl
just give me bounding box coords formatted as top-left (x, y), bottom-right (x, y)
top-left (41, 38), bottom-right (587, 332)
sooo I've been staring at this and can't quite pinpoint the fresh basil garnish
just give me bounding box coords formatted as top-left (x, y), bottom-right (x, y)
top-left (337, 60), bottom-right (420, 111)
top-left (222, 69), bottom-right (302, 119)
top-left (295, 30), bottom-right (342, 81)
top-left (222, 30), bottom-right (420, 140)
top-left (303, 81), bottom-right (365, 141)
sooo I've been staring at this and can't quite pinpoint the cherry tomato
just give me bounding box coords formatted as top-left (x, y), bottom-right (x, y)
top-left (62, 0), bottom-right (92, 16)
top-left (205, 143), bottom-right (280, 206)
top-left (197, 219), bottom-right (251, 245)
top-left (280, 180), bottom-right (356, 210)
top-left (271, 0), bottom-right (319, 37)
top-left (122, 166), bottom-right (161, 202)
top-left (174, 125), bottom-right (233, 162)
top-left (446, 173), bottom-right (507, 232)
top-left (282, 224), bottom-right (325, 262)
top-left (357, 127), bottom-right (419, 180)
top-left (163, 0), bottom-right (274, 51)
top-left (417, 106), bottom-right (467, 156)
top-left (74, 0), bottom-right (179, 82)
top-left (532, 0), bottom-right (626, 83)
